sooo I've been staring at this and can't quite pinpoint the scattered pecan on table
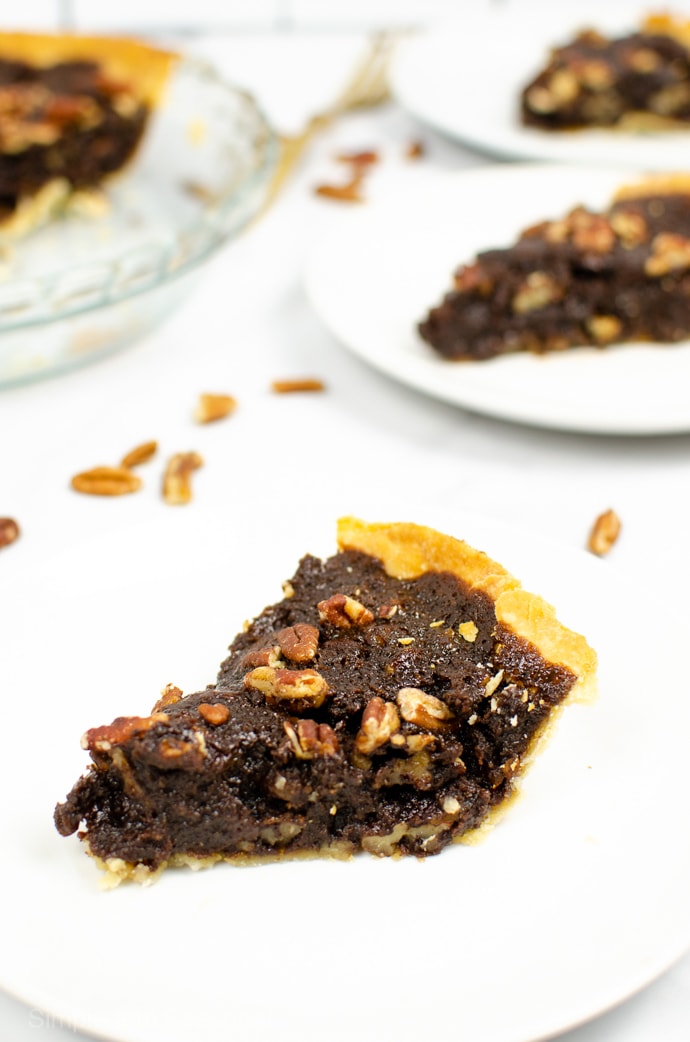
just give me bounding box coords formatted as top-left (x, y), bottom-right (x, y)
top-left (71, 466), bottom-right (142, 496)
top-left (120, 440), bottom-right (158, 468)
top-left (587, 508), bottom-right (622, 556)
top-left (314, 147), bottom-right (380, 203)
top-left (162, 452), bottom-right (204, 505)
top-left (0, 517), bottom-right (20, 550)
top-left (271, 378), bottom-right (325, 393)
top-left (194, 393), bottom-right (237, 424)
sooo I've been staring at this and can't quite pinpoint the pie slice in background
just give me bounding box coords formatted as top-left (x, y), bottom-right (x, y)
top-left (521, 13), bottom-right (690, 131)
top-left (419, 175), bottom-right (690, 361)
top-left (0, 31), bottom-right (175, 239)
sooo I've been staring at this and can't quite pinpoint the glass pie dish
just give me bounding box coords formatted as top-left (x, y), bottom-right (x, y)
top-left (0, 56), bottom-right (278, 387)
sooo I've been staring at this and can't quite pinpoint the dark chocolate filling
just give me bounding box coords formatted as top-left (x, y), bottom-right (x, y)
top-left (419, 193), bottom-right (690, 361)
top-left (55, 549), bottom-right (576, 870)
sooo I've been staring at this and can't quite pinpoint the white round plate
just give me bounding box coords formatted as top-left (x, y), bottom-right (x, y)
top-left (1, 508), bottom-right (689, 1042)
top-left (390, 2), bottom-right (690, 169)
top-left (306, 163), bottom-right (690, 435)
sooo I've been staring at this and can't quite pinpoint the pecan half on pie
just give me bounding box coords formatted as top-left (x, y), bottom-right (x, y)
top-left (521, 13), bottom-right (690, 131)
top-left (419, 176), bottom-right (690, 361)
top-left (0, 31), bottom-right (174, 238)
top-left (54, 518), bottom-right (596, 886)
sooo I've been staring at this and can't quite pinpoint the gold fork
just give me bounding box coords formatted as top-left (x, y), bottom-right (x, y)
top-left (265, 31), bottom-right (397, 204)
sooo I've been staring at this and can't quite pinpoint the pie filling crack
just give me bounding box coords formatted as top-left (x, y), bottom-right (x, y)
top-left (54, 518), bottom-right (597, 886)
top-left (0, 31), bottom-right (175, 238)
top-left (419, 175), bottom-right (690, 361)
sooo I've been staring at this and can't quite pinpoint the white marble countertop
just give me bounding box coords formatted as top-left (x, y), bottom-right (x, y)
top-left (1, 30), bottom-right (689, 1042)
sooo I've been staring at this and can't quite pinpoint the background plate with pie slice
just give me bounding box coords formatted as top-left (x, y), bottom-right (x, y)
top-left (305, 163), bottom-right (690, 435)
top-left (389, 1), bottom-right (690, 169)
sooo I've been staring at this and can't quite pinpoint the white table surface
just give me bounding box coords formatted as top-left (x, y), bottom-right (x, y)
top-left (1, 30), bottom-right (689, 1042)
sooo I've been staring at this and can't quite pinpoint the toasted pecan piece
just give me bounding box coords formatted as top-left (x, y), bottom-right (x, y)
top-left (71, 465), bottom-right (142, 496)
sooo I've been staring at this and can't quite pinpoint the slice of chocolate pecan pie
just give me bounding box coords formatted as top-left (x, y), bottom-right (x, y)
top-left (521, 14), bottom-right (690, 131)
top-left (419, 176), bottom-right (690, 361)
top-left (54, 518), bottom-right (596, 885)
top-left (0, 31), bottom-right (174, 238)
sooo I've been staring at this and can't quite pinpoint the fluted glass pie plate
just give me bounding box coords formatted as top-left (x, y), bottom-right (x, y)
top-left (0, 56), bottom-right (278, 388)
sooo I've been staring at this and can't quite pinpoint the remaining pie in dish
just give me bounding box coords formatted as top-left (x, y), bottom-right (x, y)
top-left (0, 31), bottom-right (175, 238)
top-left (521, 13), bottom-right (690, 131)
top-left (419, 175), bottom-right (690, 361)
top-left (54, 517), bottom-right (596, 885)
